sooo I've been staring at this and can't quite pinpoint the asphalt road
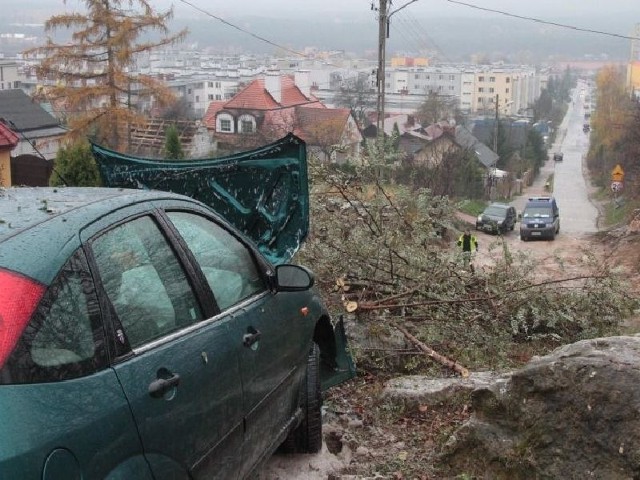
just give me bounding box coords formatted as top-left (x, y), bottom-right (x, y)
top-left (512, 81), bottom-right (598, 235)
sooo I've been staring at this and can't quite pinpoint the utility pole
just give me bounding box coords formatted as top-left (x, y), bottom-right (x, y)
top-left (375, 0), bottom-right (388, 151)
top-left (493, 93), bottom-right (499, 154)
top-left (374, 0), bottom-right (420, 157)
top-left (490, 93), bottom-right (499, 201)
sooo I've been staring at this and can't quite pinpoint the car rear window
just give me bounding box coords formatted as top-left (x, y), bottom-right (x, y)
top-left (0, 250), bottom-right (108, 384)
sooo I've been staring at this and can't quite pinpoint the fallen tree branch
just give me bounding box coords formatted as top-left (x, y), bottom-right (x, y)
top-left (357, 274), bottom-right (608, 311)
top-left (391, 321), bottom-right (470, 378)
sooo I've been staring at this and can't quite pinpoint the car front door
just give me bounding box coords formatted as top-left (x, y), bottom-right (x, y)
top-left (87, 213), bottom-right (244, 480)
top-left (165, 210), bottom-right (313, 477)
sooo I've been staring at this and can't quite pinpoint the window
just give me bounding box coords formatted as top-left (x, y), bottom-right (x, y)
top-left (506, 77), bottom-right (511, 83)
top-left (216, 94), bottom-right (222, 100)
top-left (168, 212), bottom-right (265, 311)
top-left (241, 120), bottom-right (254, 133)
top-left (489, 77), bottom-right (496, 82)
top-left (220, 119), bottom-right (232, 132)
top-left (187, 88), bottom-right (192, 94)
top-left (1, 250), bottom-right (107, 383)
top-left (478, 87), bottom-right (484, 93)
top-left (215, 82), bottom-right (221, 88)
top-left (195, 96), bottom-right (200, 102)
top-left (415, 74), bottom-right (420, 79)
top-left (92, 216), bottom-right (203, 349)
top-left (449, 75), bottom-right (455, 81)
top-left (238, 114), bottom-right (255, 134)
top-left (489, 87), bottom-right (495, 93)
top-left (478, 76), bottom-right (485, 82)
top-left (208, 82), bottom-right (213, 88)
top-left (506, 88), bottom-right (510, 94)
top-left (208, 94), bottom-right (214, 101)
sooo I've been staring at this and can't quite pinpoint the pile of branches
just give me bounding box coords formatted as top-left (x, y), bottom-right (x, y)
top-left (297, 165), bottom-right (637, 375)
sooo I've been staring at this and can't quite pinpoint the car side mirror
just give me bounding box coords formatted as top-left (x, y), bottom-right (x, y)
top-left (275, 264), bottom-right (315, 291)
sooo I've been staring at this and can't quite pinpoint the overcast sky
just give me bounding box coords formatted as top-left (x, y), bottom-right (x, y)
top-left (165, 0), bottom-right (639, 19)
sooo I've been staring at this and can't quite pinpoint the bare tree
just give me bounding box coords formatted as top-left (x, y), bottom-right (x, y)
top-left (333, 74), bottom-right (376, 126)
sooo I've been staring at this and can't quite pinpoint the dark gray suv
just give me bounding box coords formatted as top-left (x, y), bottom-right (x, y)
top-left (476, 203), bottom-right (517, 234)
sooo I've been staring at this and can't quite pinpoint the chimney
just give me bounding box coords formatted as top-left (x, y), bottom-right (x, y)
top-left (264, 72), bottom-right (282, 103)
top-left (295, 70), bottom-right (311, 98)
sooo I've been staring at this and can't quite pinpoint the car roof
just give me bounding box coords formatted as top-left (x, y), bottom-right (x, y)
top-left (0, 187), bottom-right (203, 284)
top-left (486, 203), bottom-right (511, 209)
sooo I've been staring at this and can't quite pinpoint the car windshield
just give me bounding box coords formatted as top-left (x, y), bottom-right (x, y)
top-left (523, 207), bottom-right (552, 218)
top-left (484, 206), bottom-right (507, 216)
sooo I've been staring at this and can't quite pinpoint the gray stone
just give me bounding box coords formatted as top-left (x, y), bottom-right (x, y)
top-left (441, 336), bottom-right (640, 480)
top-left (383, 371), bottom-right (508, 408)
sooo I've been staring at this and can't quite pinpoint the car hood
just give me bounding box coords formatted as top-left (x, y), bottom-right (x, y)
top-left (92, 133), bottom-right (308, 265)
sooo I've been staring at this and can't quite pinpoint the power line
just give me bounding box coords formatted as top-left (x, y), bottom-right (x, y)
top-left (445, 0), bottom-right (640, 41)
top-left (176, 0), bottom-right (310, 58)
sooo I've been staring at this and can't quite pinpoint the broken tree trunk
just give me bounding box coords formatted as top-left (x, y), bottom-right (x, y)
top-left (391, 321), bottom-right (470, 378)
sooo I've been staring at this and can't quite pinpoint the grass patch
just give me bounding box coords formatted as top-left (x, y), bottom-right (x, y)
top-left (602, 195), bottom-right (640, 227)
top-left (458, 199), bottom-right (486, 217)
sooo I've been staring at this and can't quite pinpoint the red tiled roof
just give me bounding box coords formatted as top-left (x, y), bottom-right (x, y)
top-left (223, 75), bottom-right (321, 110)
top-left (203, 101), bottom-right (226, 129)
top-left (0, 122), bottom-right (19, 150)
top-left (223, 79), bottom-right (281, 110)
top-left (279, 76), bottom-right (312, 107)
top-left (294, 107), bottom-right (351, 144)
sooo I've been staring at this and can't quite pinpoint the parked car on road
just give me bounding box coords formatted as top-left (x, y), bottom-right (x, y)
top-left (0, 187), bottom-right (349, 480)
top-left (476, 203), bottom-right (517, 234)
top-left (553, 152), bottom-right (564, 162)
top-left (519, 196), bottom-right (560, 241)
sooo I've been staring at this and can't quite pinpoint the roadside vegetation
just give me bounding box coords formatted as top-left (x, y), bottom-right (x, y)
top-left (587, 65), bottom-right (640, 226)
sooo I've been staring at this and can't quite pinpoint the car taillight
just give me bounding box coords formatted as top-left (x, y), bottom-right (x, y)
top-left (0, 268), bottom-right (46, 368)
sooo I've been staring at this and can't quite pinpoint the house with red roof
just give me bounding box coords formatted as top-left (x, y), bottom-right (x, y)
top-left (204, 73), bottom-right (362, 163)
top-left (0, 121), bottom-right (19, 187)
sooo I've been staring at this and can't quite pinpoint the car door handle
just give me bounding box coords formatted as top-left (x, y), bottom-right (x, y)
top-left (148, 373), bottom-right (181, 398)
top-left (243, 327), bottom-right (262, 347)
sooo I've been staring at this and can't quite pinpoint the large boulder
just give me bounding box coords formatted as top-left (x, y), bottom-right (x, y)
top-left (441, 336), bottom-right (640, 480)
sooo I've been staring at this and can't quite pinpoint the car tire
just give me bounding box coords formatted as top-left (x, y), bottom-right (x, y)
top-left (520, 235), bottom-right (527, 241)
top-left (281, 343), bottom-right (323, 454)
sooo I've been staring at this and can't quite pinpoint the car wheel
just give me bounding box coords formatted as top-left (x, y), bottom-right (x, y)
top-left (550, 230), bottom-right (556, 241)
top-left (280, 343), bottom-right (322, 454)
top-left (520, 235), bottom-right (527, 241)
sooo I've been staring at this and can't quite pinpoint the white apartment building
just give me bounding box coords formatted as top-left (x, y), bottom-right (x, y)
top-left (382, 65), bottom-right (546, 116)
top-left (0, 60), bottom-right (22, 90)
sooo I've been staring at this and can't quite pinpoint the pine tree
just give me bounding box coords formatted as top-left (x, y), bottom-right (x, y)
top-left (50, 140), bottom-right (102, 187)
top-left (164, 124), bottom-right (184, 159)
top-left (25, 0), bottom-right (187, 151)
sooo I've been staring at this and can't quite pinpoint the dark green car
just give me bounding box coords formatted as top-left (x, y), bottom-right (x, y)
top-left (0, 187), bottom-right (349, 480)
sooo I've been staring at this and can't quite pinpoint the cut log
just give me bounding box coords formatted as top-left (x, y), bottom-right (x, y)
top-left (391, 321), bottom-right (470, 378)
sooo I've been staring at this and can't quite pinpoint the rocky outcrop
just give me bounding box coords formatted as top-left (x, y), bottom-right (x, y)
top-left (441, 336), bottom-right (640, 480)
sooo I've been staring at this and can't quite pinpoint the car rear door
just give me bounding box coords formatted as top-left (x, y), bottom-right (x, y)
top-left (0, 248), bottom-right (151, 480)
top-left (85, 212), bottom-right (244, 480)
